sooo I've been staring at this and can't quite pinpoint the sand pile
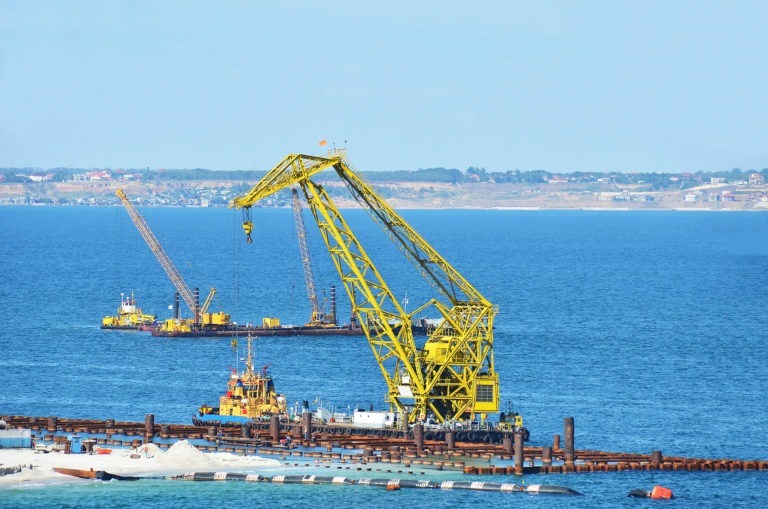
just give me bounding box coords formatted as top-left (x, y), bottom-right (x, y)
top-left (0, 439), bottom-right (280, 488)
top-left (156, 440), bottom-right (216, 468)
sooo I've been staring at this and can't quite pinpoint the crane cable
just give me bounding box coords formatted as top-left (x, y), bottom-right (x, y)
top-left (232, 206), bottom-right (242, 326)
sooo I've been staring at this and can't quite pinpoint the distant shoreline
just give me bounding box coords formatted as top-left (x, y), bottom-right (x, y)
top-left (1, 180), bottom-right (767, 211)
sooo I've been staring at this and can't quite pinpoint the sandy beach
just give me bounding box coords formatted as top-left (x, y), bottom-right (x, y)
top-left (0, 440), bottom-right (281, 489)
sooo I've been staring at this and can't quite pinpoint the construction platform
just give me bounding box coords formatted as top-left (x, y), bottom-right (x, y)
top-left (3, 415), bottom-right (766, 475)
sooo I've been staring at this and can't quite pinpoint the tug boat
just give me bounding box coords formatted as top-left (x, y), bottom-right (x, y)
top-left (101, 292), bottom-right (157, 330)
top-left (193, 335), bottom-right (287, 425)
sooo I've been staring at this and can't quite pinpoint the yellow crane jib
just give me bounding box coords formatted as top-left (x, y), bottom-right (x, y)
top-left (200, 287), bottom-right (217, 315)
top-left (230, 151), bottom-right (500, 424)
top-left (115, 189), bottom-right (229, 329)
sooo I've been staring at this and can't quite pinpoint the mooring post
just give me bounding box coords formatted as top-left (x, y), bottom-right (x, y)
top-left (564, 417), bottom-right (575, 467)
top-left (651, 450), bottom-right (663, 466)
top-left (241, 424), bottom-right (251, 438)
top-left (270, 414), bottom-right (280, 443)
top-left (514, 431), bottom-right (524, 475)
top-left (414, 422), bottom-right (424, 453)
top-left (553, 433), bottom-right (561, 450)
top-left (144, 413), bottom-right (154, 440)
top-left (302, 411), bottom-right (313, 442)
top-left (47, 416), bottom-right (58, 432)
top-left (445, 430), bottom-right (455, 450)
top-left (502, 433), bottom-right (513, 454)
top-left (543, 445), bottom-right (553, 466)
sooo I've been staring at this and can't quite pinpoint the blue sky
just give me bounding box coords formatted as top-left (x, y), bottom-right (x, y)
top-left (1, 1), bottom-right (766, 173)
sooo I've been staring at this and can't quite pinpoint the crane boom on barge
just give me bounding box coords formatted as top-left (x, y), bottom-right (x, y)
top-left (115, 188), bottom-right (359, 337)
top-left (231, 150), bottom-right (504, 425)
top-left (115, 188), bottom-right (231, 332)
top-left (292, 187), bottom-right (336, 326)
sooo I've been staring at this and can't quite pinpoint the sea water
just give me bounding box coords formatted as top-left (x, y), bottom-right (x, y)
top-left (1, 206), bottom-right (766, 508)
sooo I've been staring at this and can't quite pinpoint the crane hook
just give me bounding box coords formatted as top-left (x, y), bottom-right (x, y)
top-left (242, 208), bottom-right (254, 244)
top-left (243, 221), bottom-right (253, 244)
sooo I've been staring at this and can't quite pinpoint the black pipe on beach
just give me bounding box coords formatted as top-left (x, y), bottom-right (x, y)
top-left (169, 472), bottom-right (581, 495)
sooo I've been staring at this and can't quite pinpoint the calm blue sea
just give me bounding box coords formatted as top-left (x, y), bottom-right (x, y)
top-left (1, 206), bottom-right (767, 508)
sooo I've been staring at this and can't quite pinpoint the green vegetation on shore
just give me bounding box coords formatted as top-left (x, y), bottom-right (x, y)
top-left (3, 165), bottom-right (767, 189)
top-left (1, 166), bottom-right (767, 210)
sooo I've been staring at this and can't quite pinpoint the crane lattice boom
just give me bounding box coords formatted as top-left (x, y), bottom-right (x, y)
top-left (200, 288), bottom-right (217, 315)
top-left (116, 188), bottom-right (214, 324)
top-left (292, 188), bottom-right (322, 324)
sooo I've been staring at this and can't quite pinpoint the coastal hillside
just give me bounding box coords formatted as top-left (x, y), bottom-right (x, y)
top-left (1, 178), bottom-right (767, 210)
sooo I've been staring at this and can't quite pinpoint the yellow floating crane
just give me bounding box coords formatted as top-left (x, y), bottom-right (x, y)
top-left (231, 151), bottom-right (499, 424)
top-left (116, 188), bottom-right (231, 332)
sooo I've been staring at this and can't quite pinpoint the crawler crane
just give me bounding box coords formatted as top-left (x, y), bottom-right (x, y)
top-left (116, 189), bottom-right (231, 333)
top-left (292, 187), bottom-right (336, 326)
top-left (231, 151), bottom-right (504, 426)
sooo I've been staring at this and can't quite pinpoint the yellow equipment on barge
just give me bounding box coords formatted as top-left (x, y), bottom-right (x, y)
top-left (115, 188), bottom-right (232, 334)
top-left (101, 292), bottom-right (157, 330)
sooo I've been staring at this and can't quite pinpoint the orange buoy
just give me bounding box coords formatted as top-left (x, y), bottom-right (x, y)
top-left (386, 484), bottom-right (400, 491)
top-left (650, 485), bottom-right (673, 499)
